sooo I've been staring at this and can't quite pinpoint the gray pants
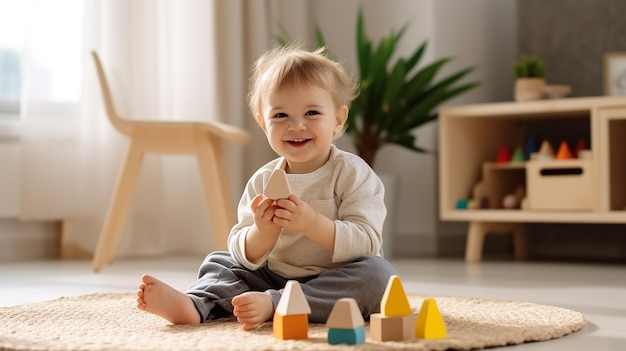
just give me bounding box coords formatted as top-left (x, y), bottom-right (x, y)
top-left (186, 252), bottom-right (396, 323)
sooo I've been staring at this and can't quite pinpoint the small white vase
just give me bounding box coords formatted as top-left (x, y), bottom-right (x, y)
top-left (515, 78), bottom-right (546, 101)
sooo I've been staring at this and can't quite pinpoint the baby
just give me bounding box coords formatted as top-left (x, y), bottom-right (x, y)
top-left (136, 45), bottom-right (395, 330)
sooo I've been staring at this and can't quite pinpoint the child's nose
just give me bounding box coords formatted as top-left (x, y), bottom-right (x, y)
top-left (288, 116), bottom-right (306, 131)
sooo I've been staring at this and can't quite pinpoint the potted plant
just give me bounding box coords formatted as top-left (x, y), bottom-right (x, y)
top-left (277, 8), bottom-right (480, 168)
top-left (513, 54), bottom-right (546, 101)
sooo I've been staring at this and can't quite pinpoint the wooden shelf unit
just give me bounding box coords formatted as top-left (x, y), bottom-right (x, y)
top-left (439, 96), bottom-right (626, 262)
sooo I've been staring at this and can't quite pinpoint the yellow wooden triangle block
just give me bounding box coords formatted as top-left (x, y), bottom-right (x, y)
top-left (265, 169), bottom-right (291, 200)
top-left (380, 275), bottom-right (411, 317)
top-left (415, 298), bottom-right (446, 339)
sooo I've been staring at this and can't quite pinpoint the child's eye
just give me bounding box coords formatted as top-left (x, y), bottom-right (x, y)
top-left (305, 110), bottom-right (320, 116)
top-left (273, 112), bottom-right (288, 118)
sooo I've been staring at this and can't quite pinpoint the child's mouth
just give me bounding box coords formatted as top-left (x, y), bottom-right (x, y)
top-left (286, 138), bottom-right (311, 146)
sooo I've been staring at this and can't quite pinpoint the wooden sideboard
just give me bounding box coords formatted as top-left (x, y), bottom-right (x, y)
top-left (439, 96), bottom-right (626, 262)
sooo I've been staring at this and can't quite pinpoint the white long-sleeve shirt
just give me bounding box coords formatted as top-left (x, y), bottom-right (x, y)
top-left (228, 145), bottom-right (386, 279)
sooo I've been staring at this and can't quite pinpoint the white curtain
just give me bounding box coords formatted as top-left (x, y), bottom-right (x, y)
top-left (19, 0), bottom-right (311, 258)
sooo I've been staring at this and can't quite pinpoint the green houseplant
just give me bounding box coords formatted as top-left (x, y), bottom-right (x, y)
top-left (277, 9), bottom-right (479, 167)
top-left (513, 54), bottom-right (545, 78)
top-left (513, 54), bottom-right (546, 101)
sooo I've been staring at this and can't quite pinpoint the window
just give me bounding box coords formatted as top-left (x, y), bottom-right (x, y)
top-left (0, 0), bottom-right (83, 120)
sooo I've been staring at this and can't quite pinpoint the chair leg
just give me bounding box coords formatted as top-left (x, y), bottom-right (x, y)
top-left (93, 143), bottom-right (144, 272)
top-left (195, 138), bottom-right (236, 251)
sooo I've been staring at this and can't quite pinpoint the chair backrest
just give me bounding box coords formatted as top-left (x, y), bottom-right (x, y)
top-left (91, 51), bottom-right (133, 135)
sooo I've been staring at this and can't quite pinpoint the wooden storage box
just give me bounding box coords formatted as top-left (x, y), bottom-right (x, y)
top-left (526, 160), bottom-right (592, 210)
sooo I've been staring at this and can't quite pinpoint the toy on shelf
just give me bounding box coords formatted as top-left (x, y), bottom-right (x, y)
top-left (524, 137), bottom-right (539, 160)
top-left (415, 298), bottom-right (447, 339)
top-left (574, 137), bottom-right (587, 157)
top-left (326, 298), bottom-right (366, 345)
top-left (536, 140), bottom-right (555, 161)
top-left (370, 275), bottom-right (415, 342)
top-left (502, 186), bottom-right (526, 209)
top-left (510, 146), bottom-right (525, 163)
top-left (265, 168), bottom-right (291, 200)
top-left (555, 141), bottom-right (574, 160)
top-left (273, 280), bottom-right (311, 340)
top-left (495, 144), bottom-right (512, 163)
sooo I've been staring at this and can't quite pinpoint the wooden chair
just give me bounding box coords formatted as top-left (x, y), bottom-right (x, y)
top-left (90, 51), bottom-right (250, 272)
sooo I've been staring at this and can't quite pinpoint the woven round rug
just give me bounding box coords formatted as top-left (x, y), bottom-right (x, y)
top-left (0, 293), bottom-right (584, 351)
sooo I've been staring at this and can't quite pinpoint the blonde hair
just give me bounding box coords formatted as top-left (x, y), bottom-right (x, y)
top-left (247, 45), bottom-right (358, 138)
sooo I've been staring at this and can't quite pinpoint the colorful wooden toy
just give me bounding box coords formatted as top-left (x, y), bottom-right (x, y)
top-left (370, 275), bottom-right (415, 341)
top-left (510, 146), bottom-right (525, 162)
top-left (273, 280), bottom-right (311, 340)
top-left (537, 140), bottom-right (554, 161)
top-left (574, 137), bottom-right (587, 158)
top-left (524, 137), bottom-right (538, 160)
top-left (265, 168), bottom-right (291, 200)
top-left (415, 298), bottom-right (446, 339)
top-left (326, 298), bottom-right (365, 345)
top-left (555, 141), bottom-right (574, 160)
top-left (370, 314), bottom-right (415, 342)
top-left (495, 144), bottom-right (511, 163)
top-left (380, 275), bottom-right (411, 316)
top-left (455, 198), bottom-right (469, 209)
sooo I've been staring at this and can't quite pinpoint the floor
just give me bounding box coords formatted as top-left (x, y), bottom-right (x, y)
top-left (0, 256), bottom-right (624, 350)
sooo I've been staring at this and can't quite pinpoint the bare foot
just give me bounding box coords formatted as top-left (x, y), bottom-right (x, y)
top-left (136, 274), bottom-right (200, 325)
top-left (232, 291), bottom-right (274, 331)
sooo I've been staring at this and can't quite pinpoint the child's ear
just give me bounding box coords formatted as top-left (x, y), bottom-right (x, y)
top-left (335, 105), bottom-right (349, 131)
top-left (256, 113), bottom-right (267, 132)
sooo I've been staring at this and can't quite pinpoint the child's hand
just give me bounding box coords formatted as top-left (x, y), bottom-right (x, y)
top-left (272, 195), bottom-right (317, 234)
top-left (250, 194), bottom-right (282, 236)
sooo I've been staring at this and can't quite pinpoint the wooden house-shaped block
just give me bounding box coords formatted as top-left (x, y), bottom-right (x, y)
top-left (273, 280), bottom-right (311, 340)
top-left (325, 298), bottom-right (365, 345)
top-left (369, 275), bottom-right (416, 342)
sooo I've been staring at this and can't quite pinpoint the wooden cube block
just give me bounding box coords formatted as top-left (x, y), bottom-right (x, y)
top-left (369, 313), bottom-right (415, 342)
top-left (273, 313), bottom-right (308, 340)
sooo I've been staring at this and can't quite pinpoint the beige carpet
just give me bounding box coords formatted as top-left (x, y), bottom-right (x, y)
top-left (0, 293), bottom-right (585, 351)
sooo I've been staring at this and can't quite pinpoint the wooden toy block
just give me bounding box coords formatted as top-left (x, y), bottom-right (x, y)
top-left (273, 313), bottom-right (309, 340)
top-left (495, 144), bottom-right (511, 163)
top-left (275, 280), bottom-right (311, 316)
top-left (455, 198), bottom-right (468, 209)
top-left (380, 275), bottom-right (411, 317)
top-left (510, 146), bottom-right (525, 162)
top-left (273, 280), bottom-right (311, 341)
top-left (370, 313), bottom-right (415, 342)
top-left (524, 137), bottom-right (538, 159)
top-left (574, 137), bottom-right (587, 157)
top-left (325, 298), bottom-right (364, 329)
top-left (555, 141), bottom-right (574, 160)
top-left (264, 168), bottom-right (291, 199)
top-left (328, 326), bottom-right (365, 345)
top-left (415, 298), bottom-right (446, 340)
top-left (536, 140), bottom-right (554, 161)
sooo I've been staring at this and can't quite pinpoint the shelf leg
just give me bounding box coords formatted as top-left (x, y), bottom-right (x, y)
top-left (466, 222), bottom-right (487, 263)
top-left (465, 221), bottom-right (528, 263)
top-left (512, 223), bottom-right (528, 261)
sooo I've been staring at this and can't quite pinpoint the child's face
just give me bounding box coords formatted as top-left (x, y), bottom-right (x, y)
top-left (259, 84), bottom-right (347, 174)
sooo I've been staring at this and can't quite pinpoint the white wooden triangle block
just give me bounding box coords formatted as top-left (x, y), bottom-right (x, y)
top-left (325, 298), bottom-right (365, 329)
top-left (275, 280), bottom-right (311, 316)
top-left (264, 169), bottom-right (291, 200)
